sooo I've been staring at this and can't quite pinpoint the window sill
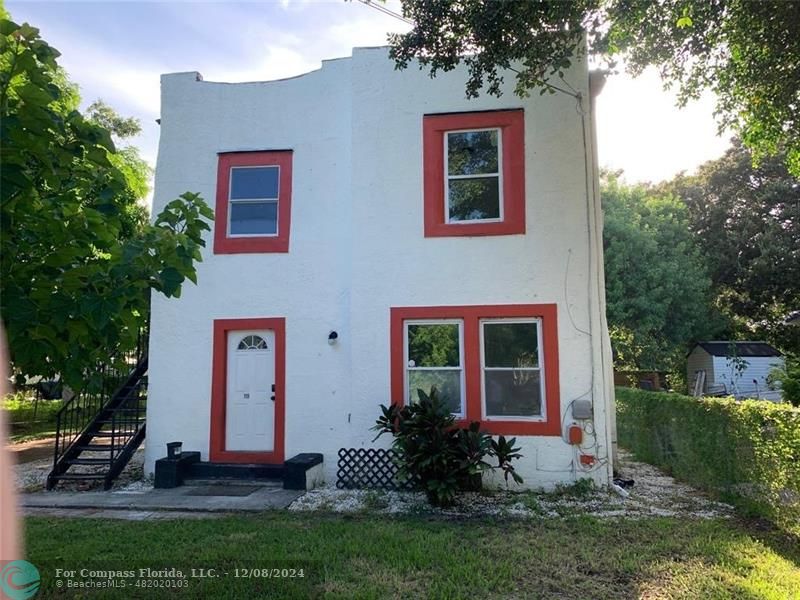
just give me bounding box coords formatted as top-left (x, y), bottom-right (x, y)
top-left (425, 220), bottom-right (526, 238)
top-left (214, 236), bottom-right (290, 254)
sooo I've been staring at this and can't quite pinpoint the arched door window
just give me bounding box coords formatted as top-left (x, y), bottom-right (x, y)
top-left (237, 335), bottom-right (268, 350)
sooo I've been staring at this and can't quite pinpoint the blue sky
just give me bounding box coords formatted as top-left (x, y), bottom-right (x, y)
top-left (8, 1), bottom-right (730, 186)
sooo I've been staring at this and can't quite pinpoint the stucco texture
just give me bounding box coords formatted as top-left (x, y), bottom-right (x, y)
top-left (147, 47), bottom-right (614, 490)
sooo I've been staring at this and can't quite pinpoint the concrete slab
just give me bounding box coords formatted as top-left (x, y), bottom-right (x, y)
top-left (21, 484), bottom-right (303, 513)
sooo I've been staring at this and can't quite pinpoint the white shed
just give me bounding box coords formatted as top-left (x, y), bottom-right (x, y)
top-left (687, 341), bottom-right (784, 401)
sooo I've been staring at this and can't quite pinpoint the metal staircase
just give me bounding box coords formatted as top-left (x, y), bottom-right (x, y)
top-left (46, 337), bottom-right (148, 491)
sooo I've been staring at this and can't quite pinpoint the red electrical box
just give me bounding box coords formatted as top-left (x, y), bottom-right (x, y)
top-left (579, 454), bottom-right (596, 466)
top-left (568, 425), bottom-right (582, 445)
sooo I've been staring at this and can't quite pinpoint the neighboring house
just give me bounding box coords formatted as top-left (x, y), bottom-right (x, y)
top-left (145, 47), bottom-right (615, 490)
top-left (687, 341), bottom-right (784, 401)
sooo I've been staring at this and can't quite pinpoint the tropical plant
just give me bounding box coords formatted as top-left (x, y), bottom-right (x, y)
top-left (373, 387), bottom-right (522, 506)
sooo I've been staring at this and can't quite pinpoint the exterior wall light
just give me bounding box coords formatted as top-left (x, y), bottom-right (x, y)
top-left (328, 331), bottom-right (339, 345)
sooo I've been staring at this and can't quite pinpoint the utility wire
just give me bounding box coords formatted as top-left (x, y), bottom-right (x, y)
top-left (355, 0), bottom-right (414, 25)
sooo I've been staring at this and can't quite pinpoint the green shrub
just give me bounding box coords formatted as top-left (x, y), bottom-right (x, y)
top-left (769, 355), bottom-right (800, 407)
top-left (616, 387), bottom-right (800, 534)
top-left (373, 388), bottom-right (523, 506)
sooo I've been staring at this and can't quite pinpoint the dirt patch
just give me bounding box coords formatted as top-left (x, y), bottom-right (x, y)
top-left (6, 437), bottom-right (56, 463)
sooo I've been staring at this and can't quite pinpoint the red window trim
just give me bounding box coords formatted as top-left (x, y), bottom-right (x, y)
top-left (423, 110), bottom-right (525, 237)
top-left (210, 317), bottom-right (286, 463)
top-left (214, 151), bottom-right (293, 254)
top-left (390, 304), bottom-right (560, 436)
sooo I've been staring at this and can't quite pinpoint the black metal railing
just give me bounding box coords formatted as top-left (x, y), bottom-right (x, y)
top-left (50, 330), bottom-right (148, 484)
top-left (109, 375), bottom-right (147, 462)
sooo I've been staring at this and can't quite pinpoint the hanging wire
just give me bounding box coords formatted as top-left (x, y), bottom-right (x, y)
top-left (355, 0), bottom-right (414, 25)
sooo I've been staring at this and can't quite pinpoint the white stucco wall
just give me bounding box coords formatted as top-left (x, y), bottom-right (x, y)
top-left (146, 47), bottom-right (614, 490)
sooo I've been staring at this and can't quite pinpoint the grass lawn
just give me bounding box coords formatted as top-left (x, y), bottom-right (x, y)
top-left (3, 394), bottom-right (63, 442)
top-left (25, 513), bottom-right (800, 599)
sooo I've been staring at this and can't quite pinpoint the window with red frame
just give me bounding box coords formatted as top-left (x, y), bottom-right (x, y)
top-left (390, 305), bottom-right (561, 436)
top-left (423, 110), bottom-right (525, 237)
top-left (214, 151), bottom-right (293, 254)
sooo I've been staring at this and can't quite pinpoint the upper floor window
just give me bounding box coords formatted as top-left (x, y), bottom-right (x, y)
top-left (214, 151), bottom-right (293, 254)
top-left (446, 129), bottom-right (501, 222)
top-left (423, 110), bottom-right (525, 237)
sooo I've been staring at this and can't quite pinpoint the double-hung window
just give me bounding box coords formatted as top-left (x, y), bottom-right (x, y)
top-left (214, 151), bottom-right (293, 254)
top-left (446, 129), bottom-right (502, 222)
top-left (404, 320), bottom-right (465, 417)
top-left (391, 305), bottom-right (561, 436)
top-left (423, 110), bottom-right (525, 237)
top-left (481, 319), bottom-right (544, 420)
top-left (228, 166), bottom-right (279, 236)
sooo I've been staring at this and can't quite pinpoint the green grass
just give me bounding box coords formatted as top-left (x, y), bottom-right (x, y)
top-left (24, 513), bottom-right (800, 599)
top-left (3, 393), bottom-right (63, 442)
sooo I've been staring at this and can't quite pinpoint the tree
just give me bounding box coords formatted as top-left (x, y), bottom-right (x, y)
top-left (0, 14), bottom-right (214, 389)
top-left (87, 99), bottom-right (142, 140)
top-left (390, 0), bottom-right (800, 176)
top-left (86, 100), bottom-right (152, 239)
top-left (602, 174), bottom-right (718, 374)
top-left (665, 140), bottom-right (800, 354)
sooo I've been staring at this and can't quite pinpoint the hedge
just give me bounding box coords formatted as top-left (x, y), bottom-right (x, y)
top-left (615, 387), bottom-right (800, 534)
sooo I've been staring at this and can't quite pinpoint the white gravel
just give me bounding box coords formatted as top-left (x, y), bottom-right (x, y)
top-left (13, 448), bottom-right (148, 493)
top-left (288, 449), bottom-right (734, 520)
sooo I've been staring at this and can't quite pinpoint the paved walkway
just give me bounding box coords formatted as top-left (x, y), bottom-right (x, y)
top-left (23, 507), bottom-right (227, 520)
top-left (21, 482), bottom-right (303, 515)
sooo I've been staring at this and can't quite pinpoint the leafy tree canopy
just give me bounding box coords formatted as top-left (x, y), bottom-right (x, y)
top-left (0, 14), bottom-right (213, 389)
top-left (391, 0), bottom-right (800, 176)
top-left (602, 173), bottom-right (719, 372)
top-left (87, 99), bottom-right (142, 140)
top-left (664, 140), bottom-right (800, 354)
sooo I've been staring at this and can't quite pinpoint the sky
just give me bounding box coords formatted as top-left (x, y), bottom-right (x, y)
top-left (7, 0), bottom-right (731, 186)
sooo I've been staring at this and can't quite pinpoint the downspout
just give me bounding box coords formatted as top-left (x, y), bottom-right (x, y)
top-left (587, 69), bottom-right (618, 472)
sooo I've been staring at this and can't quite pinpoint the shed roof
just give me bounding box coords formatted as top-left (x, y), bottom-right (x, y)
top-left (693, 341), bottom-right (782, 358)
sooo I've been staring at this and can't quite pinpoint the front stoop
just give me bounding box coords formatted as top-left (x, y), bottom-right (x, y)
top-left (154, 451), bottom-right (323, 491)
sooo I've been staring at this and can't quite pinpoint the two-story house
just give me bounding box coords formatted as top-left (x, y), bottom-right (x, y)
top-left (145, 46), bottom-right (615, 490)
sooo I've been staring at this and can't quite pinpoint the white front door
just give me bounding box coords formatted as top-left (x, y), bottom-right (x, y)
top-left (225, 330), bottom-right (275, 452)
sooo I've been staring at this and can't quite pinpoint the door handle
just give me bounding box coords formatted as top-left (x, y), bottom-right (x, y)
top-left (270, 383), bottom-right (276, 401)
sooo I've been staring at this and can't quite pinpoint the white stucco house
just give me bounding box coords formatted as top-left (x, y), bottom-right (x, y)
top-left (145, 46), bottom-right (615, 490)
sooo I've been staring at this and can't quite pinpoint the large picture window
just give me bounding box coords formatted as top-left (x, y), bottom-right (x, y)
top-left (390, 304), bottom-right (561, 436)
top-left (423, 110), bottom-right (525, 237)
top-left (214, 150), bottom-right (293, 254)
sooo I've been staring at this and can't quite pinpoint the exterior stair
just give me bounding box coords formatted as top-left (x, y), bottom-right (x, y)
top-left (46, 340), bottom-right (148, 491)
